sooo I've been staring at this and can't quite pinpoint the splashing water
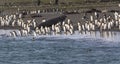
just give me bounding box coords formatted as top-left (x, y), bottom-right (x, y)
top-left (0, 29), bottom-right (119, 42)
top-left (0, 30), bottom-right (120, 64)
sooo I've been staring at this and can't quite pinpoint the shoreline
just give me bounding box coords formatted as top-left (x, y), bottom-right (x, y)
top-left (0, 12), bottom-right (120, 32)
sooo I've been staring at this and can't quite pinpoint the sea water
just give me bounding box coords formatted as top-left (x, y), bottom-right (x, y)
top-left (0, 30), bottom-right (120, 64)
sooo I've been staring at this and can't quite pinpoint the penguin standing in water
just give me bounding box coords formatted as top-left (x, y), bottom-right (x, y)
top-left (9, 31), bottom-right (17, 40)
top-left (32, 31), bottom-right (37, 41)
top-left (10, 31), bottom-right (17, 37)
top-left (32, 37), bottom-right (35, 41)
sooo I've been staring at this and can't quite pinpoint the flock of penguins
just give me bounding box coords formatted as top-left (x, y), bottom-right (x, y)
top-left (0, 10), bottom-right (120, 38)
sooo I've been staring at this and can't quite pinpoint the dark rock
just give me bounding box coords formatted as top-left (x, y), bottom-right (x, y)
top-left (39, 15), bottom-right (66, 27)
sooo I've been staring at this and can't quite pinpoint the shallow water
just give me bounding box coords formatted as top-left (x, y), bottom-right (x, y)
top-left (0, 30), bottom-right (120, 64)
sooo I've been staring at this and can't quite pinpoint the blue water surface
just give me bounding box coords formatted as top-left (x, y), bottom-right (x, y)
top-left (0, 33), bottom-right (120, 64)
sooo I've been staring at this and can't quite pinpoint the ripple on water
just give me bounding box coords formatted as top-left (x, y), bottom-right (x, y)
top-left (0, 33), bottom-right (120, 64)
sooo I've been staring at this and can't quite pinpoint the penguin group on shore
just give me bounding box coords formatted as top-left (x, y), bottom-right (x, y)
top-left (0, 9), bottom-right (120, 38)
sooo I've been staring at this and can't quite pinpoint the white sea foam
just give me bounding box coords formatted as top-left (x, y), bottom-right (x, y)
top-left (0, 30), bottom-right (120, 42)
